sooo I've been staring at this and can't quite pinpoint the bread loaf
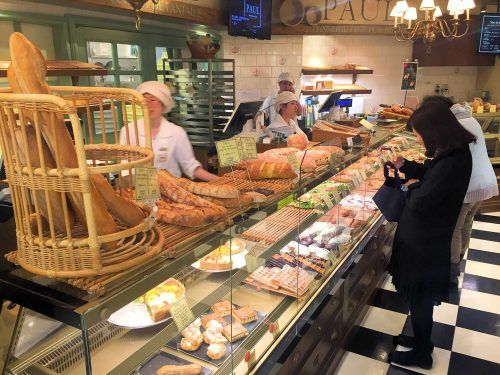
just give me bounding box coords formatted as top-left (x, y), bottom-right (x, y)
top-left (292, 152), bottom-right (316, 172)
top-left (91, 174), bottom-right (145, 227)
top-left (313, 145), bottom-right (345, 156)
top-left (156, 364), bottom-right (202, 375)
top-left (156, 201), bottom-right (227, 227)
top-left (200, 191), bottom-right (266, 207)
top-left (177, 177), bottom-right (239, 198)
top-left (262, 147), bottom-right (300, 157)
top-left (287, 133), bottom-right (308, 150)
top-left (247, 160), bottom-right (297, 180)
top-left (300, 149), bottom-right (330, 166)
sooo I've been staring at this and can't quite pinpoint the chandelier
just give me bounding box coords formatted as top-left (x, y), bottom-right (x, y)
top-left (390, 0), bottom-right (476, 52)
top-left (125, 0), bottom-right (160, 30)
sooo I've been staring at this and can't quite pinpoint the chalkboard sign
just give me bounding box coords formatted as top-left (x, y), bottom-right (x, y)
top-left (228, 0), bottom-right (272, 40)
top-left (478, 14), bottom-right (500, 54)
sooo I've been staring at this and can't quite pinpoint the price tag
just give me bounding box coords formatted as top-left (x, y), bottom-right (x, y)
top-left (245, 349), bottom-right (256, 368)
top-left (245, 254), bottom-right (266, 273)
top-left (321, 192), bottom-right (334, 209)
top-left (278, 194), bottom-right (294, 210)
top-left (240, 137), bottom-right (258, 160)
top-left (490, 104), bottom-right (497, 113)
top-left (477, 105), bottom-right (484, 114)
top-left (332, 190), bottom-right (341, 202)
top-left (287, 153), bottom-right (300, 173)
top-left (135, 167), bottom-right (159, 202)
top-left (216, 139), bottom-right (241, 167)
top-left (360, 170), bottom-right (368, 180)
top-left (347, 137), bottom-right (354, 148)
top-left (169, 297), bottom-right (195, 332)
top-left (270, 321), bottom-right (281, 339)
top-left (359, 118), bottom-right (374, 130)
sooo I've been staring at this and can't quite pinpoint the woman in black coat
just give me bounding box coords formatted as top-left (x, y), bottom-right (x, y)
top-left (388, 102), bottom-right (475, 369)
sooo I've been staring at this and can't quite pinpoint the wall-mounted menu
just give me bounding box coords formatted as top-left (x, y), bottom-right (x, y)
top-left (478, 14), bottom-right (500, 54)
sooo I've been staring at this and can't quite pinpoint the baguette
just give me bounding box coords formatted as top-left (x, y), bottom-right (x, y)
top-left (91, 174), bottom-right (146, 227)
top-left (177, 177), bottom-right (239, 198)
top-left (156, 364), bottom-right (202, 375)
top-left (156, 201), bottom-right (227, 227)
top-left (247, 160), bottom-right (297, 180)
top-left (13, 127), bottom-right (74, 233)
top-left (200, 191), bottom-right (266, 208)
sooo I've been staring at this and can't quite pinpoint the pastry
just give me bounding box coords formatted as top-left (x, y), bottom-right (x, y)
top-left (224, 239), bottom-right (246, 255)
top-left (222, 322), bottom-right (249, 342)
top-left (204, 319), bottom-right (225, 344)
top-left (199, 248), bottom-right (231, 271)
top-left (143, 279), bottom-right (185, 322)
top-left (180, 337), bottom-right (202, 351)
top-left (156, 364), bottom-right (202, 375)
top-left (181, 318), bottom-right (202, 337)
top-left (206, 342), bottom-right (227, 360)
top-left (211, 300), bottom-right (234, 316)
top-left (232, 306), bottom-right (258, 324)
top-left (200, 313), bottom-right (225, 328)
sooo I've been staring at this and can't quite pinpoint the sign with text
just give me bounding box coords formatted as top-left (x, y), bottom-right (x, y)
top-left (216, 139), bottom-right (242, 167)
top-left (235, 136), bottom-right (258, 160)
top-left (135, 167), bottom-right (160, 202)
top-left (359, 118), bottom-right (375, 130)
top-left (401, 61), bottom-right (418, 90)
top-left (169, 297), bottom-right (195, 332)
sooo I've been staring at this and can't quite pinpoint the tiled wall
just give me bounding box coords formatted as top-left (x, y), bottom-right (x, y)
top-left (223, 32), bottom-right (482, 112)
top-left (221, 32), bottom-right (303, 102)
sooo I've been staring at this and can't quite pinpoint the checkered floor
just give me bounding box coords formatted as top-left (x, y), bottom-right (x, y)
top-left (334, 212), bottom-right (500, 375)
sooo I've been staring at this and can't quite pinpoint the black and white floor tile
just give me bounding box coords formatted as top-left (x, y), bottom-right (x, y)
top-left (334, 213), bottom-right (500, 375)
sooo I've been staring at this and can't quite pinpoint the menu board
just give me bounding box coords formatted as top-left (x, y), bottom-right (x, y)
top-left (401, 61), bottom-right (418, 90)
top-left (478, 14), bottom-right (500, 54)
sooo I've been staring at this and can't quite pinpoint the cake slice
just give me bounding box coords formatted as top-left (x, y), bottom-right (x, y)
top-left (211, 300), bottom-right (234, 317)
top-left (222, 321), bottom-right (249, 342)
top-left (232, 306), bottom-right (258, 324)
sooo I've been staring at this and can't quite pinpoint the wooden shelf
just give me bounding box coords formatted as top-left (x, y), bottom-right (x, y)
top-left (302, 84), bottom-right (372, 95)
top-left (302, 66), bottom-right (373, 75)
top-left (0, 60), bottom-right (107, 78)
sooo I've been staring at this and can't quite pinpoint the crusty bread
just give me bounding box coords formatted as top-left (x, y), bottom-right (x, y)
top-left (156, 364), bottom-right (201, 375)
top-left (200, 191), bottom-right (266, 208)
top-left (262, 147), bottom-right (300, 157)
top-left (177, 177), bottom-right (239, 198)
top-left (156, 200), bottom-right (227, 227)
top-left (313, 145), bottom-right (345, 156)
top-left (247, 160), bottom-right (297, 180)
top-left (287, 133), bottom-right (308, 150)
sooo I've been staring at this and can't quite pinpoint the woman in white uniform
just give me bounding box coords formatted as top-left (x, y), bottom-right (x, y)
top-left (119, 81), bottom-right (217, 181)
top-left (266, 91), bottom-right (306, 140)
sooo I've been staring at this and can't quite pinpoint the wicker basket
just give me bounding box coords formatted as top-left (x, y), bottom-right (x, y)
top-left (0, 87), bottom-right (165, 278)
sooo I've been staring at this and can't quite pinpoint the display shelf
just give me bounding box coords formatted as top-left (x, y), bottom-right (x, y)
top-left (302, 84), bottom-right (372, 96)
top-left (302, 66), bottom-right (374, 75)
top-left (1, 128), bottom-right (414, 375)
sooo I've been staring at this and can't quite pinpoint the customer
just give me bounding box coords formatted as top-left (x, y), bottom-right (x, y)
top-left (420, 95), bottom-right (498, 283)
top-left (260, 72), bottom-right (301, 124)
top-left (266, 91), bottom-right (306, 141)
top-left (388, 101), bottom-right (475, 369)
top-left (119, 81), bottom-right (217, 181)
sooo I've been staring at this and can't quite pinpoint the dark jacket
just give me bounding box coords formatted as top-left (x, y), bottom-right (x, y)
top-left (389, 146), bottom-right (472, 302)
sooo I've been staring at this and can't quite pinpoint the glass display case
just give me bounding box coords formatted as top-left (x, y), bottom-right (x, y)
top-left (0, 127), bottom-right (423, 375)
top-left (473, 112), bottom-right (500, 165)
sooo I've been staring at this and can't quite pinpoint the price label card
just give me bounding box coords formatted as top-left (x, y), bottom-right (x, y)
top-left (147, 168), bottom-right (160, 199)
top-left (169, 297), bottom-right (195, 332)
top-left (332, 190), bottom-right (341, 202)
top-left (135, 167), bottom-right (159, 201)
top-left (287, 153), bottom-right (300, 173)
top-left (278, 194), bottom-right (294, 210)
top-left (347, 137), bottom-right (354, 148)
top-left (490, 104), bottom-right (497, 113)
top-left (216, 139), bottom-right (241, 167)
top-left (321, 192), bottom-right (334, 209)
top-left (360, 170), bottom-right (368, 180)
top-left (271, 321), bottom-right (281, 339)
top-left (359, 118), bottom-right (374, 130)
top-left (240, 137), bottom-right (258, 160)
top-left (477, 106), bottom-right (484, 114)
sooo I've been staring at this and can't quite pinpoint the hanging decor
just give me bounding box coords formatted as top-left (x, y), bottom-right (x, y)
top-left (125, 0), bottom-right (160, 30)
top-left (390, 0), bottom-right (476, 52)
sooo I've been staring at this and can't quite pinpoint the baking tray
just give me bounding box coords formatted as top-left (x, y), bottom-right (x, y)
top-left (137, 351), bottom-right (212, 375)
top-left (166, 309), bottom-right (266, 366)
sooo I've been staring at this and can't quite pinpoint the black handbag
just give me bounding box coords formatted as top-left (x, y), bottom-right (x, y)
top-left (373, 162), bottom-right (407, 222)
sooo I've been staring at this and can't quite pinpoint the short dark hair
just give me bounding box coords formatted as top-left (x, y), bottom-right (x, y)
top-left (421, 95), bottom-right (454, 108)
top-left (407, 101), bottom-right (476, 158)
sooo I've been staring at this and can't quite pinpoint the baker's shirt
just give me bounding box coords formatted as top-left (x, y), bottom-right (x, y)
top-left (119, 118), bottom-right (201, 179)
top-left (260, 93), bottom-right (278, 124)
top-left (267, 114), bottom-right (306, 140)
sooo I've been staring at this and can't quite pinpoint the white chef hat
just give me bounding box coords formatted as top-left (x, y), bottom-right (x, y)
top-left (274, 91), bottom-right (299, 112)
top-left (137, 81), bottom-right (175, 113)
top-left (277, 72), bottom-right (294, 84)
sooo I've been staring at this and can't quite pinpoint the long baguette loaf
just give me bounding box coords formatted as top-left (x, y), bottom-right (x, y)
top-left (9, 32), bottom-right (119, 247)
top-left (156, 364), bottom-right (202, 375)
top-left (156, 200), bottom-right (227, 227)
top-left (247, 160), bottom-right (297, 180)
top-left (177, 177), bottom-right (239, 198)
top-left (13, 127), bottom-right (75, 233)
top-left (91, 174), bottom-right (146, 227)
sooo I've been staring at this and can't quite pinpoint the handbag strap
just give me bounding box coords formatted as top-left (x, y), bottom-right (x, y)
top-left (383, 161), bottom-right (402, 187)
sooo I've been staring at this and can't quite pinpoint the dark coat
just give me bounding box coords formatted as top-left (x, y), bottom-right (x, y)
top-left (389, 147), bottom-right (472, 303)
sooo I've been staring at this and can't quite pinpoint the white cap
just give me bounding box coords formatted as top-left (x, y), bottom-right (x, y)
top-left (277, 72), bottom-right (294, 84)
top-left (137, 81), bottom-right (175, 113)
top-left (274, 91), bottom-right (299, 112)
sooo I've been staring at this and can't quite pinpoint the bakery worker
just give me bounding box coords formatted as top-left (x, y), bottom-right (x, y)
top-left (119, 81), bottom-right (218, 181)
top-left (260, 72), bottom-right (301, 124)
top-left (266, 91), bottom-right (306, 140)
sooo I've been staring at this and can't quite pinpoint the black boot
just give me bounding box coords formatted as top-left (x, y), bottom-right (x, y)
top-left (450, 262), bottom-right (460, 285)
top-left (393, 334), bottom-right (434, 353)
top-left (388, 349), bottom-right (433, 369)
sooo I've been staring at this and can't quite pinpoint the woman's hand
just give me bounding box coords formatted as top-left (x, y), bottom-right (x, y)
top-left (404, 179), bottom-right (419, 187)
top-left (391, 156), bottom-right (404, 170)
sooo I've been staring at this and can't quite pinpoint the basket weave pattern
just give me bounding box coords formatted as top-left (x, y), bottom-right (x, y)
top-left (0, 87), bottom-right (165, 278)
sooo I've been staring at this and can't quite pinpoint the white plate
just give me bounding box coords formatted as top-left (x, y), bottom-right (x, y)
top-left (191, 251), bottom-right (248, 273)
top-left (108, 301), bottom-right (171, 329)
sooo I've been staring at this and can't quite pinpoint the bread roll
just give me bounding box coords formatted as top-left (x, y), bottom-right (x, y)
top-left (247, 160), bottom-right (297, 180)
top-left (287, 133), bottom-right (308, 150)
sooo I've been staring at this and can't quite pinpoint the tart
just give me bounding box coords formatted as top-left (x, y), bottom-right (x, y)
top-left (200, 313), bottom-right (225, 328)
top-left (222, 322), bottom-right (249, 342)
top-left (199, 248), bottom-right (231, 271)
top-left (211, 300), bottom-right (234, 317)
top-left (232, 306), bottom-right (258, 324)
top-left (224, 238), bottom-right (246, 255)
top-left (143, 278), bottom-right (185, 322)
